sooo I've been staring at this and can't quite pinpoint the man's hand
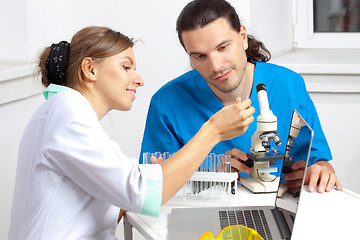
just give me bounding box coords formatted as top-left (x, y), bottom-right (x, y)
top-left (225, 148), bottom-right (251, 175)
top-left (283, 160), bottom-right (306, 194)
top-left (283, 160), bottom-right (342, 194)
top-left (305, 160), bottom-right (342, 193)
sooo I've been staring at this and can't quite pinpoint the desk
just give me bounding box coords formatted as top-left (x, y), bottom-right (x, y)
top-left (123, 186), bottom-right (360, 240)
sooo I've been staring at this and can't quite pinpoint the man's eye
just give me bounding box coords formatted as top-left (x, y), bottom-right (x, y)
top-left (195, 55), bottom-right (205, 60)
top-left (218, 45), bottom-right (227, 51)
top-left (123, 66), bottom-right (131, 71)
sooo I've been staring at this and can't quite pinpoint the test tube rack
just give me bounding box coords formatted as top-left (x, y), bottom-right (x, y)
top-left (143, 152), bottom-right (238, 200)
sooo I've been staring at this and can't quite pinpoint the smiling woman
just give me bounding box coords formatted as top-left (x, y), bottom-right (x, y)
top-left (8, 25), bottom-right (255, 239)
top-left (81, 48), bottom-right (144, 116)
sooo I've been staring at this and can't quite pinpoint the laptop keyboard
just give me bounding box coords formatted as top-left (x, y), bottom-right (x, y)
top-left (219, 210), bottom-right (272, 240)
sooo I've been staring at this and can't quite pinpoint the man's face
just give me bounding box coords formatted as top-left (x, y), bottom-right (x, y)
top-left (182, 17), bottom-right (249, 94)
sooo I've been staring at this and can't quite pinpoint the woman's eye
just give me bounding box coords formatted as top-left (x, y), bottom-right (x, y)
top-left (123, 66), bottom-right (131, 71)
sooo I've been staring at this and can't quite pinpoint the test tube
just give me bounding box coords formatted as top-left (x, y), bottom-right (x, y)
top-left (225, 155), bottom-right (231, 173)
top-left (198, 157), bottom-right (203, 193)
top-left (216, 154), bottom-right (223, 194)
top-left (210, 153), bottom-right (216, 172)
top-left (240, 93), bottom-right (248, 102)
top-left (205, 155), bottom-right (210, 196)
top-left (154, 152), bottom-right (161, 159)
top-left (162, 152), bottom-right (169, 161)
top-left (143, 152), bottom-right (151, 164)
top-left (209, 154), bottom-right (213, 195)
top-left (205, 155), bottom-right (209, 172)
top-left (225, 155), bottom-right (232, 194)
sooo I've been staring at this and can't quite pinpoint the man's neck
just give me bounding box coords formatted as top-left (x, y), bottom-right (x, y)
top-left (213, 62), bottom-right (255, 106)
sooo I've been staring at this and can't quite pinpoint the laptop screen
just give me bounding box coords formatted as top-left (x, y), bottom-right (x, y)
top-left (274, 110), bottom-right (314, 234)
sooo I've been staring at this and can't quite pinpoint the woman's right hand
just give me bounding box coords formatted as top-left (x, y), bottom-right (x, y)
top-left (207, 98), bottom-right (255, 142)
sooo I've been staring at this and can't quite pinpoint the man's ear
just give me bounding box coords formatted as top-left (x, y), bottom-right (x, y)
top-left (81, 57), bottom-right (96, 82)
top-left (239, 25), bottom-right (249, 50)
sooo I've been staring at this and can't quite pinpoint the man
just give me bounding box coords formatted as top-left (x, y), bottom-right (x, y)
top-left (140, 0), bottom-right (342, 193)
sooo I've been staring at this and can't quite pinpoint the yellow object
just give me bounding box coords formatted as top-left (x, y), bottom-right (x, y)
top-left (199, 225), bottom-right (263, 240)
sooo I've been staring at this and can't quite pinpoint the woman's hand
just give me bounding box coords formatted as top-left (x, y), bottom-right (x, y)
top-left (208, 98), bottom-right (255, 142)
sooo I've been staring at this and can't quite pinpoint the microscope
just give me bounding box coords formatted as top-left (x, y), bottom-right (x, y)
top-left (240, 84), bottom-right (284, 193)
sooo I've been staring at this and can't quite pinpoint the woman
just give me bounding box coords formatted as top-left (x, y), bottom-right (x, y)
top-left (9, 26), bottom-right (254, 239)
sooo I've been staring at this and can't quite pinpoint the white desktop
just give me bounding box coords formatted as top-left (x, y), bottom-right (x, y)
top-left (123, 186), bottom-right (360, 240)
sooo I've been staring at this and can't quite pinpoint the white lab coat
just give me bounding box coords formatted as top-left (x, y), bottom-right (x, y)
top-left (9, 89), bottom-right (162, 239)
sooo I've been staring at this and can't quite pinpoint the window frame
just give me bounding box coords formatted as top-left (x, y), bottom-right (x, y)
top-left (295, 0), bottom-right (360, 49)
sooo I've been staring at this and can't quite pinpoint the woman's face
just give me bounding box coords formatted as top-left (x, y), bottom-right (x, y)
top-left (93, 47), bottom-right (144, 112)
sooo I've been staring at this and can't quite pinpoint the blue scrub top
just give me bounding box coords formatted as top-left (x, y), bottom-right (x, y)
top-left (140, 60), bottom-right (332, 169)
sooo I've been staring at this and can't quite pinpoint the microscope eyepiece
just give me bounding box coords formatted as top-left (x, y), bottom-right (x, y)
top-left (256, 84), bottom-right (266, 92)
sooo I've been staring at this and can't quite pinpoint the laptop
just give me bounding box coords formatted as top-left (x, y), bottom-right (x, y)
top-left (169, 110), bottom-right (313, 240)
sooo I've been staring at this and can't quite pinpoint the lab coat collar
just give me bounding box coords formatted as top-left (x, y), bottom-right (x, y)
top-left (43, 84), bottom-right (72, 99)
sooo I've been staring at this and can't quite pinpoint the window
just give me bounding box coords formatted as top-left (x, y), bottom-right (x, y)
top-left (295, 0), bottom-right (360, 49)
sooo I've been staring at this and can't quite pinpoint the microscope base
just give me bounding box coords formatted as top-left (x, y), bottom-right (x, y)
top-left (240, 176), bottom-right (280, 193)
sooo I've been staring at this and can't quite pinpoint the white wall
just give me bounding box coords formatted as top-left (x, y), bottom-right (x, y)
top-left (1, 0), bottom-right (359, 239)
top-left (310, 92), bottom-right (360, 192)
top-left (248, 0), bottom-right (294, 57)
top-left (0, 0), bottom-right (28, 62)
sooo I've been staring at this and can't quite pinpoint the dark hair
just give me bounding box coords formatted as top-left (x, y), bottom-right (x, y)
top-left (38, 26), bottom-right (134, 91)
top-left (176, 0), bottom-right (271, 62)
